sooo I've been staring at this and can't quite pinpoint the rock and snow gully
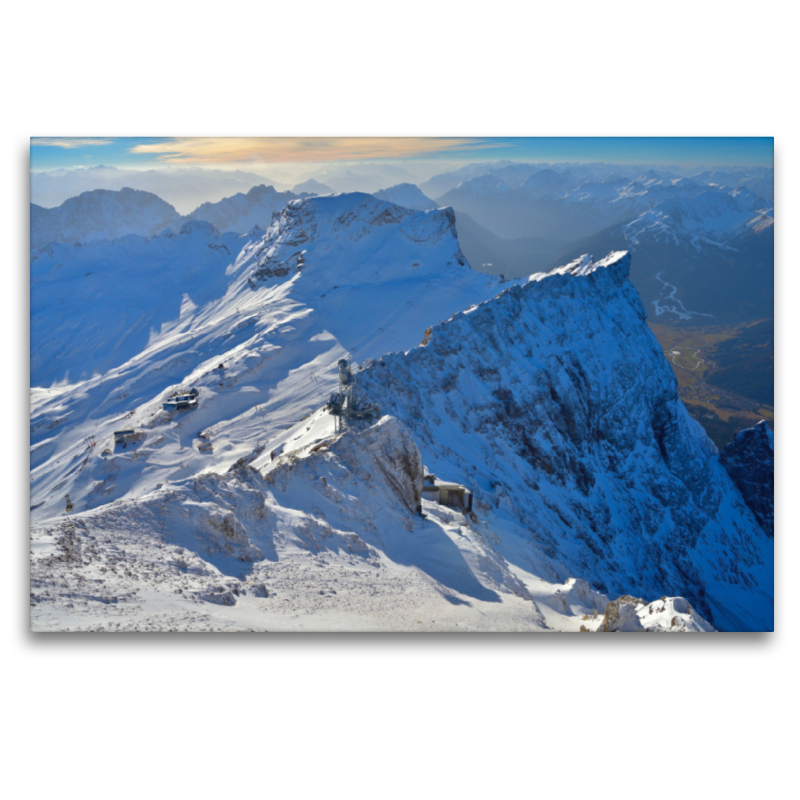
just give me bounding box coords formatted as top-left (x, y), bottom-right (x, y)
top-left (30, 194), bottom-right (773, 632)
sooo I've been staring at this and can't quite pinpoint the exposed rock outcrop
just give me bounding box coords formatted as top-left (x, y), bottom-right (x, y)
top-left (593, 594), bottom-right (715, 632)
top-left (596, 596), bottom-right (645, 632)
top-left (359, 252), bottom-right (773, 631)
top-left (720, 421), bottom-right (774, 537)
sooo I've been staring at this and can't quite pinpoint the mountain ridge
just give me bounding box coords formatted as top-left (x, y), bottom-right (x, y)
top-left (357, 251), bottom-right (772, 631)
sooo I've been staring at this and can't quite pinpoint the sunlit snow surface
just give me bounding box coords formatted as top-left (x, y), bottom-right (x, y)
top-left (30, 194), bottom-right (771, 632)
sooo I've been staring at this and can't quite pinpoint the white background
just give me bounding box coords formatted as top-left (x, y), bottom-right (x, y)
top-left (3, 2), bottom-right (796, 798)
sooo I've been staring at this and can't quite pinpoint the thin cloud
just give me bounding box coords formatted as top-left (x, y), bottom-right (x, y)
top-left (129, 137), bottom-right (489, 164)
top-left (31, 137), bottom-right (115, 149)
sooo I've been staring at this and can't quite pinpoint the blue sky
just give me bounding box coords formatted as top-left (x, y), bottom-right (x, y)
top-left (30, 136), bottom-right (774, 172)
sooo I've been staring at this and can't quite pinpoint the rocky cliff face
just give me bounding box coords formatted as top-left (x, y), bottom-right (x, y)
top-left (358, 252), bottom-right (773, 631)
top-left (720, 421), bottom-right (774, 537)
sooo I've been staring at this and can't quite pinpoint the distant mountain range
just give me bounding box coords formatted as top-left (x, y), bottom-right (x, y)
top-left (372, 183), bottom-right (437, 211)
top-left (435, 170), bottom-right (715, 241)
top-left (30, 169), bottom-right (774, 331)
top-left (552, 187), bottom-right (774, 325)
top-left (293, 162), bottom-right (419, 194)
top-left (293, 178), bottom-right (334, 195)
top-left (181, 184), bottom-right (315, 233)
top-left (31, 184), bottom-right (318, 249)
top-left (30, 187), bottom-right (181, 250)
top-left (31, 165), bottom-right (280, 214)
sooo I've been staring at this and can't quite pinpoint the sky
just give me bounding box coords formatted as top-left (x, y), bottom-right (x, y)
top-left (30, 136), bottom-right (774, 174)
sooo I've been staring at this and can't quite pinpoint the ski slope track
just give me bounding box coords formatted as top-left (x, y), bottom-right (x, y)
top-left (30, 194), bottom-right (772, 631)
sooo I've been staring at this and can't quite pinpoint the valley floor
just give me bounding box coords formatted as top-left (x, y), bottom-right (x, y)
top-left (648, 320), bottom-right (774, 449)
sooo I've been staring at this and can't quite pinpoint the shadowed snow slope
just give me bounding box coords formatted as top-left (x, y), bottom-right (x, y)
top-left (31, 412), bottom-right (715, 632)
top-left (358, 252), bottom-right (773, 631)
top-left (720, 421), bottom-right (774, 537)
top-left (30, 416), bottom-right (543, 631)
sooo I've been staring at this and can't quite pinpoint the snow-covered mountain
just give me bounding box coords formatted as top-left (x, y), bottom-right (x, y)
top-left (436, 170), bottom-right (712, 242)
top-left (31, 166), bottom-right (279, 214)
top-left (372, 183), bottom-right (437, 211)
top-left (296, 163), bottom-right (418, 194)
top-left (31, 192), bottom-right (496, 518)
top-left (622, 188), bottom-right (773, 247)
top-left (554, 188), bottom-right (774, 323)
top-left (30, 184), bottom-right (314, 250)
top-left (366, 181), bottom-right (565, 280)
top-left (30, 188), bottom-right (181, 250)
top-left (30, 409), bottom-right (717, 632)
top-left (29, 193), bottom-right (772, 632)
top-left (182, 184), bottom-right (308, 233)
top-left (358, 252), bottom-right (773, 631)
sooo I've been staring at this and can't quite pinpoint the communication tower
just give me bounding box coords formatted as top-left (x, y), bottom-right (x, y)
top-left (326, 357), bottom-right (380, 434)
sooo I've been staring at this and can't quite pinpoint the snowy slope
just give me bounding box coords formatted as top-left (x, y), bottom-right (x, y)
top-left (30, 188), bottom-right (181, 250)
top-left (29, 194), bottom-right (769, 632)
top-left (357, 252), bottom-right (773, 631)
top-left (31, 220), bottom-right (243, 385)
top-left (30, 193), bottom-right (500, 525)
top-left (30, 411), bottom-right (715, 632)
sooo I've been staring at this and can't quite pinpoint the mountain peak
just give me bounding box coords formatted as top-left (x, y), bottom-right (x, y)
top-left (30, 187), bottom-right (180, 250)
top-left (293, 178), bottom-right (334, 195)
top-left (250, 192), bottom-right (464, 286)
top-left (532, 250), bottom-right (630, 283)
top-left (372, 183), bottom-right (438, 211)
top-left (179, 219), bottom-right (220, 237)
top-left (245, 184), bottom-right (278, 199)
